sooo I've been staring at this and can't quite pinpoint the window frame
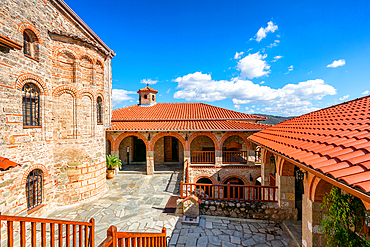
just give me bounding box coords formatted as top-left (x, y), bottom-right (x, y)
top-left (26, 169), bottom-right (43, 211)
top-left (22, 82), bottom-right (41, 127)
top-left (97, 96), bottom-right (103, 124)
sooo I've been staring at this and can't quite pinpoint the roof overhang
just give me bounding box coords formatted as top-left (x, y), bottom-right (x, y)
top-left (0, 34), bottom-right (22, 50)
top-left (107, 129), bottom-right (264, 132)
top-left (249, 138), bottom-right (370, 203)
top-left (50, 0), bottom-right (115, 58)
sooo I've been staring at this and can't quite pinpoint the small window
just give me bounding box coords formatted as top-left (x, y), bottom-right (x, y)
top-left (26, 169), bottom-right (43, 210)
top-left (97, 96), bottom-right (103, 124)
top-left (24, 33), bottom-right (32, 56)
top-left (152, 95), bottom-right (155, 101)
top-left (23, 29), bottom-right (38, 60)
top-left (144, 94), bottom-right (148, 99)
top-left (22, 83), bottom-right (41, 126)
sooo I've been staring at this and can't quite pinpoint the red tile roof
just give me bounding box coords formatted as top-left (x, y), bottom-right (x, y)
top-left (249, 95), bottom-right (370, 193)
top-left (137, 86), bottom-right (158, 93)
top-left (110, 103), bottom-right (269, 131)
top-left (112, 103), bottom-right (268, 121)
top-left (108, 120), bottom-right (270, 131)
top-left (0, 156), bottom-right (20, 171)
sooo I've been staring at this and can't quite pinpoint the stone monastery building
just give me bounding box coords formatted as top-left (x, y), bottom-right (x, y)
top-left (0, 0), bottom-right (114, 216)
top-left (107, 86), bottom-right (269, 185)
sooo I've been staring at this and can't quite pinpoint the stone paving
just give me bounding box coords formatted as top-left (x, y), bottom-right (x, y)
top-left (47, 173), bottom-right (181, 245)
top-left (170, 216), bottom-right (295, 247)
top-left (46, 173), bottom-right (295, 246)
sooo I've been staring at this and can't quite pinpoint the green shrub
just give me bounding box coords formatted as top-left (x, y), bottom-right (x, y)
top-left (320, 187), bottom-right (370, 247)
top-left (106, 155), bottom-right (122, 170)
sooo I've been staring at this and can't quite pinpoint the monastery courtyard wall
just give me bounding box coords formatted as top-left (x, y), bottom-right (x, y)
top-left (0, 0), bottom-right (113, 216)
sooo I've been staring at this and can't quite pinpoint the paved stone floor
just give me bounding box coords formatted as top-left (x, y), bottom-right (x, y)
top-left (119, 163), bottom-right (184, 173)
top-left (47, 173), bottom-right (181, 245)
top-left (47, 173), bottom-right (295, 246)
top-left (170, 216), bottom-right (295, 247)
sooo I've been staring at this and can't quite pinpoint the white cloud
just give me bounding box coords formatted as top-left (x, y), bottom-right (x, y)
top-left (245, 107), bottom-right (255, 114)
top-left (327, 59), bottom-right (346, 68)
top-left (339, 95), bottom-right (350, 101)
top-left (285, 65), bottom-right (294, 74)
top-left (267, 40), bottom-right (280, 48)
top-left (255, 21), bottom-right (278, 42)
top-left (362, 90), bottom-right (369, 95)
top-left (112, 89), bottom-right (136, 105)
top-left (234, 52), bottom-right (244, 59)
top-left (166, 88), bottom-right (171, 93)
top-left (234, 105), bottom-right (241, 110)
top-left (260, 81), bottom-right (265, 84)
top-left (236, 52), bottom-right (270, 79)
top-left (272, 55), bottom-right (283, 62)
top-left (173, 72), bottom-right (337, 115)
top-left (140, 79), bottom-right (158, 85)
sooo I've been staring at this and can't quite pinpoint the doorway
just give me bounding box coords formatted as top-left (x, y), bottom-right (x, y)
top-left (133, 136), bottom-right (146, 162)
top-left (295, 166), bottom-right (304, 220)
top-left (164, 136), bottom-right (179, 162)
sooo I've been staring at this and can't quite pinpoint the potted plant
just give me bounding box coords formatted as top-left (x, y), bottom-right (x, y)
top-left (106, 154), bottom-right (122, 179)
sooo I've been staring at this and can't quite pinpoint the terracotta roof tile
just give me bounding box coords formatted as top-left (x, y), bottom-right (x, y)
top-left (0, 156), bottom-right (20, 171)
top-left (108, 120), bottom-right (270, 131)
top-left (137, 86), bottom-right (158, 93)
top-left (112, 103), bottom-right (268, 121)
top-left (249, 95), bottom-right (370, 193)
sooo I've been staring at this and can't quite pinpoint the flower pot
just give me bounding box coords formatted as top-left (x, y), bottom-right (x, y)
top-left (107, 169), bottom-right (115, 179)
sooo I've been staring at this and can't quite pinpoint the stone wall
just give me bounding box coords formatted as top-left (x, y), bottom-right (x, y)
top-left (0, 0), bottom-right (112, 216)
top-left (200, 200), bottom-right (297, 222)
top-left (154, 137), bottom-right (184, 164)
top-left (190, 136), bottom-right (215, 151)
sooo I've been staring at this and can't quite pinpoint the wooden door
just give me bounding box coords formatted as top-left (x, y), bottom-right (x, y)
top-left (164, 136), bottom-right (172, 162)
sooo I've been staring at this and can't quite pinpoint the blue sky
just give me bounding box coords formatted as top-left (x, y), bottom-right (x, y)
top-left (65, 0), bottom-right (370, 116)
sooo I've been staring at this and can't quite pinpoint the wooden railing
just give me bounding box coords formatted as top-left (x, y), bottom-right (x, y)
top-left (191, 151), bottom-right (215, 164)
top-left (222, 151), bottom-right (248, 163)
top-left (98, 226), bottom-right (167, 247)
top-left (269, 173), bottom-right (276, 186)
top-left (0, 212), bottom-right (94, 247)
top-left (180, 182), bottom-right (277, 202)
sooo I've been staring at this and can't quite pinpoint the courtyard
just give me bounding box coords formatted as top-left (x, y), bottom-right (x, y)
top-left (46, 174), bottom-right (295, 246)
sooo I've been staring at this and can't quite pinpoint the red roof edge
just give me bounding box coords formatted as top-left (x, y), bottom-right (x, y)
top-left (0, 156), bottom-right (20, 171)
top-left (137, 86), bottom-right (158, 93)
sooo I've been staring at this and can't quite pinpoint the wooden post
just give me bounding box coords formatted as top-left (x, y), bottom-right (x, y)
top-left (227, 182), bottom-right (230, 201)
top-left (180, 181), bottom-right (183, 198)
top-left (7, 221), bottom-right (13, 247)
top-left (89, 218), bottom-right (95, 247)
top-left (0, 212), bottom-right (1, 247)
top-left (107, 226), bottom-right (117, 247)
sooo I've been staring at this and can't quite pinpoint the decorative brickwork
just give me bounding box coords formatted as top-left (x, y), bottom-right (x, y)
top-left (0, 0), bottom-right (113, 216)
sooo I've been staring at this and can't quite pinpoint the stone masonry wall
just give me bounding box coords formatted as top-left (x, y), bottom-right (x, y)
top-left (200, 200), bottom-right (296, 222)
top-left (0, 0), bottom-right (112, 216)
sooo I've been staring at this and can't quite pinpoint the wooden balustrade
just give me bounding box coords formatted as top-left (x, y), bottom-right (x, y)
top-left (269, 173), bottom-right (276, 186)
top-left (98, 226), bottom-right (167, 247)
top-left (222, 151), bottom-right (248, 163)
top-left (0, 212), bottom-right (94, 247)
top-left (180, 182), bottom-right (277, 202)
top-left (190, 151), bottom-right (215, 164)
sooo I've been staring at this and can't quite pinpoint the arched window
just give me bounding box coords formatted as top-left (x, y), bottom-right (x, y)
top-left (26, 169), bottom-right (43, 210)
top-left (97, 96), bottom-right (103, 124)
top-left (22, 83), bottom-right (40, 126)
top-left (23, 29), bottom-right (38, 60)
top-left (23, 32), bottom-right (31, 56)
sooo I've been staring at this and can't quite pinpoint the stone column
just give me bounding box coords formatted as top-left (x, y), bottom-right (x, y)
top-left (302, 194), bottom-right (326, 247)
top-left (111, 150), bottom-right (119, 157)
top-left (276, 173), bottom-right (296, 214)
top-left (146, 151), bottom-right (154, 175)
top-left (215, 150), bottom-right (222, 167)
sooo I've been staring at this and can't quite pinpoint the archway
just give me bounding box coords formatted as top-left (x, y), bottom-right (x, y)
top-left (196, 177), bottom-right (213, 198)
top-left (222, 135), bottom-right (248, 164)
top-left (119, 136), bottom-right (147, 171)
top-left (294, 166), bottom-right (304, 220)
top-left (190, 135), bottom-right (215, 164)
top-left (106, 138), bottom-right (111, 155)
top-left (153, 136), bottom-right (184, 172)
top-left (223, 177), bottom-right (244, 200)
